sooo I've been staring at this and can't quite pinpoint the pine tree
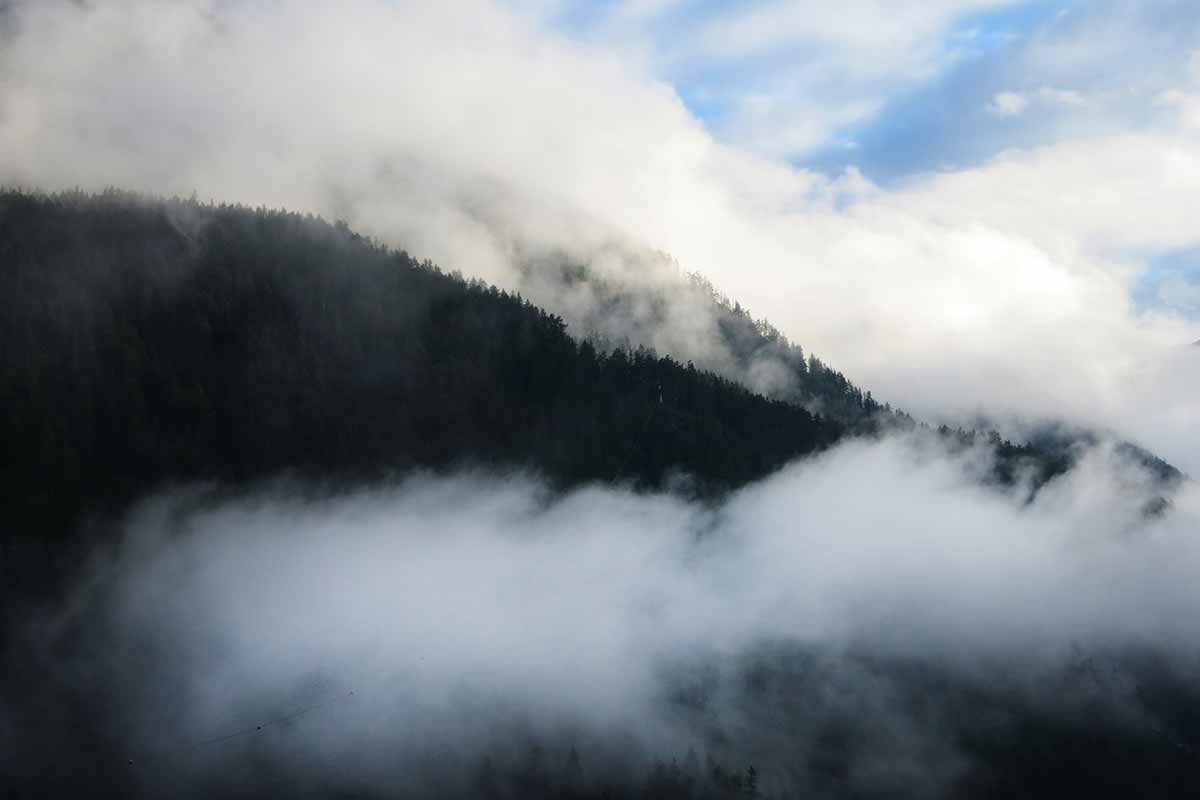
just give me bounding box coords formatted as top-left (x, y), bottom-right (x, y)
top-left (744, 765), bottom-right (759, 798)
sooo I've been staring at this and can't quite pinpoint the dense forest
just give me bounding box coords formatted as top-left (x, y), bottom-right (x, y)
top-left (0, 190), bottom-right (846, 549)
top-left (1, 189), bottom-right (1195, 800)
top-left (0, 189), bottom-right (1179, 561)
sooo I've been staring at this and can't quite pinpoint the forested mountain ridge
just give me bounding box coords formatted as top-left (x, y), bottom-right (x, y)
top-left (513, 254), bottom-right (901, 428)
top-left (0, 188), bottom-right (846, 549)
top-left (513, 250), bottom-right (1180, 494)
top-left (1, 189), bottom-right (1194, 800)
top-left (0, 188), bottom-right (1179, 559)
top-left (510, 248), bottom-right (1181, 488)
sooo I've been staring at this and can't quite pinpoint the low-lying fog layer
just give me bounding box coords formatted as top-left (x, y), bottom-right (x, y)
top-left (5, 434), bottom-right (1198, 797)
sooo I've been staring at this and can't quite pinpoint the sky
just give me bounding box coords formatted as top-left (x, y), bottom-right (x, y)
top-left (0, 0), bottom-right (1197, 472)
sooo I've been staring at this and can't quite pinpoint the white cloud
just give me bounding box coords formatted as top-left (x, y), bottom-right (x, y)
top-left (989, 90), bottom-right (1030, 115)
top-left (585, 0), bottom-right (1020, 158)
top-left (1157, 88), bottom-right (1200, 129)
top-left (669, 0), bottom-right (1008, 70)
top-left (14, 437), bottom-right (1199, 794)
top-left (988, 86), bottom-right (1085, 115)
top-left (609, 0), bottom-right (688, 23)
top-left (1155, 51), bottom-right (1200, 129)
top-left (0, 0), bottom-right (1198, 475)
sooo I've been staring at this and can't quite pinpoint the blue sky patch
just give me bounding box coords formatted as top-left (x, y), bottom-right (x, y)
top-left (800, 0), bottom-right (1075, 184)
top-left (1133, 248), bottom-right (1200, 319)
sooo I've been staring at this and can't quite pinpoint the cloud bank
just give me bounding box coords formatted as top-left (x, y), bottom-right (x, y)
top-left (0, 0), bottom-right (1197, 476)
top-left (4, 434), bottom-right (1197, 797)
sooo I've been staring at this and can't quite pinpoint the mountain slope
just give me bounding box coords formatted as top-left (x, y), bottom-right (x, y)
top-left (1, 189), bottom-right (1194, 800)
top-left (511, 248), bottom-right (1183, 487)
top-left (0, 189), bottom-right (1180, 557)
top-left (0, 189), bottom-right (844, 547)
top-left (513, 252), bottom-right (901, 429)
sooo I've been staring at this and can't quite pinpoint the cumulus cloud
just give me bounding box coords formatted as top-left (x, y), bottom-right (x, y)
top-left (988, 90), bottom-right (1030, 115)
top-left (584, 0), bottom-right (1018, 158)
top-left (988, 86), bottom-right (1084, 115)
top-left (4, 434), bottom-right (1196, 796)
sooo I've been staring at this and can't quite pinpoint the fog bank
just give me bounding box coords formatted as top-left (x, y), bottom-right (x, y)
top-left (5, 434), bottom-right (1197, 797)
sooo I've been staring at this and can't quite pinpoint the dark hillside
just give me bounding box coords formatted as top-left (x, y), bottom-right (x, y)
top-left (0, 190), bottom-right (1194, 800)
top-left (0, 189), bottom-right (842, 551)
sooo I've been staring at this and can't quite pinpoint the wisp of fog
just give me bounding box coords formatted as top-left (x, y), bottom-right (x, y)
top-left (5, 433), bottom-right (1197, 797)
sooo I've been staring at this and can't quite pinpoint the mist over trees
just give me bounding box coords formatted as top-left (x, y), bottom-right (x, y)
top-left (512, 254), bottom-right (897, 428)
top-left (0, 0), bottom-right (1197, 796)
top-left (5, 443), bottom-right (1199, 800)
top-left (1, 188), bottom-right (1180, 560)
top-left (7, 188), bottom-right (1161, 564)
top-left (1, 189), bottom-right (1194, 800)
top-left (0, 189), bottom-right (847, 550)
